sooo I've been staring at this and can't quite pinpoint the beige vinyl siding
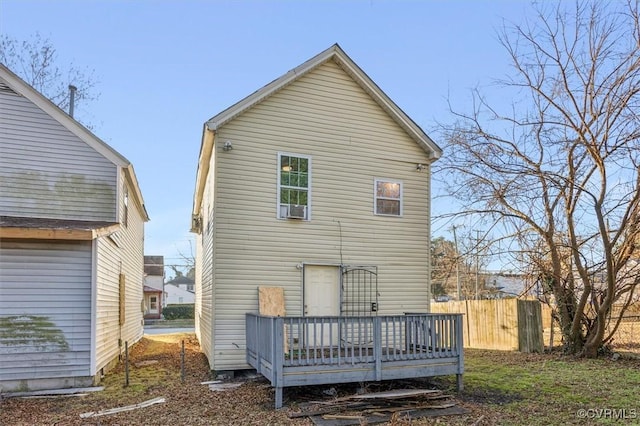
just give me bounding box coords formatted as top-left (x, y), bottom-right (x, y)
top-left (0, 82), bottom-right (117, 221)
top-left (209, 60), bottom-right (432, 369)
top-left (195, 150), bottom-right (216, 368)
top-left (0, 240), bottom-right (93, 390)
top-left (94, 173), bottom-right (144, 373)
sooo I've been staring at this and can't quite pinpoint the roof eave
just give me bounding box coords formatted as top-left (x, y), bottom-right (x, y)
top-left (192, 124), bottom-right (215, 230)
top-left (0, 223), bottom-right (120, 241)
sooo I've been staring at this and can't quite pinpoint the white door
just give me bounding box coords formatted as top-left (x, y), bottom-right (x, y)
top-left (149, 296), bottom-right (159, 314)
top-left (303, 265), bottom-right (340, 346)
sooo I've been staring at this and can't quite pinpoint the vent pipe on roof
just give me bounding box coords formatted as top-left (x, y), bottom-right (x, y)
top-left (68, 84), bottom-right (77, 117)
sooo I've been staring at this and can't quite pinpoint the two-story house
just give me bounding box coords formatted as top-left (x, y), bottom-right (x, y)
top-left (0, 64), bottom-right (149, 392)
top-left (191, 44), bottom-right (442, 373)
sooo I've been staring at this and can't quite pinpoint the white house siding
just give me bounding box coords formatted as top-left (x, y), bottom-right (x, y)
top-left (144, 275), bottom-right (164, 292)
top-left (94, 175), bottom-right (144, 374)
top-left (205, 59), bottom-right (432, 370)
top-left (0, 80), bottom-right (117, 222)
top-left (164, 284), bottom-right (195, 305)
top-left (0, 240), bottom-right (93, 391)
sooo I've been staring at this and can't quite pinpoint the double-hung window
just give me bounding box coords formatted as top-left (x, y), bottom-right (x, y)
top-left (374, 178), bottom-right (402, 216)
top-left (278, 153), bottom-right (311, 220)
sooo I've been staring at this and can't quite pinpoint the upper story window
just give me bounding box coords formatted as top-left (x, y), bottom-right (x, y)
top-left (277, 153), bottom-right (311, 220)
top-left (374, 178), bottom-right (402, 216)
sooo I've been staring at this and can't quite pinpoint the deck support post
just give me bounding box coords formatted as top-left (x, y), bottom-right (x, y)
top-left (274, 317), bottom-right (285, 409)
top-left (275, 386), bottom-right (283, 409)
top-left (373, 317), bottom-right (382, 381)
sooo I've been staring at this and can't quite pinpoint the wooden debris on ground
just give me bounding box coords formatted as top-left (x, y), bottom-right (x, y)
top-left (288, 388), bottom-right (467, 426)
top-left (79, 396), bottom-right (166, 418)
top-left (2, 386), bottom-right (104, 399)
top-left (21, 393), bottom-right (89, 399)
top-left (209, 382), bottom-right (243, 392)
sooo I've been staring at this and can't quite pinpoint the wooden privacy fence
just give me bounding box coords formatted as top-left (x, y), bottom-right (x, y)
top-left (542, 302), bottom-right (640, 348)
top-left (430, 299), bottom-right (544, 352)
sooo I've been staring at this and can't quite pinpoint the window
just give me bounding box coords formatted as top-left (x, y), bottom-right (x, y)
top-left (278, 153), bottom-right (311, 219)
top-left (374, 178), bottom-right (402, 216)
top-left (150, 296), bottom-right (157, 310)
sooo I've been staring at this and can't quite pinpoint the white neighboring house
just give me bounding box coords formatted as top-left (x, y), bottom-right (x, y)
top-left (164, 284), bottom-right (196, 305)
top-left (143, 255), bottom-right (164, 319)
top-left (0, 64), bottom-right (149, 392)
top-left (191, 44), bottom-right (442, 372)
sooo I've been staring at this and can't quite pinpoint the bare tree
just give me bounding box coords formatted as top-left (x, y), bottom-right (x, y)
top-left (438, 1), bottom-right (640, 357)
top-left (177, 239), bottom-right (196, 280)
top-left (0, 33), bottom-right (99, 123)
top-left (431, 237), bottom-right (458, 297)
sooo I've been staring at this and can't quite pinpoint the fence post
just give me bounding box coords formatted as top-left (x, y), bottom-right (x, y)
top-left (181, 340), bottom-right (185, 383)
top-left (124, 341), bottom-right (129, 387)
top-left (455, 314), bottom-right (464, 392)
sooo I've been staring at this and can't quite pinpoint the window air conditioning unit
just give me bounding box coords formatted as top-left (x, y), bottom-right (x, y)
top-left (287, 204), bottom-right (306, 219)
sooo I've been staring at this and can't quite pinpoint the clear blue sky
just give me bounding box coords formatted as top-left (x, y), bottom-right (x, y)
top-left (1, 0), bottom-right (534, 276)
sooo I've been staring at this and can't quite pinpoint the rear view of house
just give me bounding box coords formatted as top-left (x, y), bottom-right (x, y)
top-left (0, 64), bottom-right (148, 392)
top-left (192, 44), bottom-right (443, 373)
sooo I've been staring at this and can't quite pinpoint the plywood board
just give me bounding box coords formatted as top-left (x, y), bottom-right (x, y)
top-left (258, 286), bottom-right (288, 352)
top-left (258, 287), bottom-right (286, 317)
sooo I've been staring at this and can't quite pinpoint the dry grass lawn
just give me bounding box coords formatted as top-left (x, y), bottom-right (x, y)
top-left (1, 333), bottom-right (638, 425)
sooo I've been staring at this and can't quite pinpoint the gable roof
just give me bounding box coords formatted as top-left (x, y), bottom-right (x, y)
top-left (192, 44), bottom-right (441, 221)
top-left (206, 44), bottom-right (441, 157)
top-left (0, 63), bottom-right (149, 221)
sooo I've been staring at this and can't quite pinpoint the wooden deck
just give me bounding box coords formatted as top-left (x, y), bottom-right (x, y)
top-left (246, 313), bottom-right (464, 408)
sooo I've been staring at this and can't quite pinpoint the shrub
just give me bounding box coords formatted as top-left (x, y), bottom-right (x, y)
top-left (163, 304), bottom-right (195, 320)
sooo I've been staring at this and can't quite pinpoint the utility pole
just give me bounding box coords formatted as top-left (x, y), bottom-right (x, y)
top-left (451, 225), bottom-right (461, 301)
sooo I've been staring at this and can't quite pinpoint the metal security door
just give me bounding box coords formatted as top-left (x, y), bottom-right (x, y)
top-left (341, 267), bottom-right (378, 316)
top-left (341, 267), bottom-right (378, 345)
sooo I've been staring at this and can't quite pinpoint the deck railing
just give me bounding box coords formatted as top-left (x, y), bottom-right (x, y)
top-left (246, 313), bottom-right (464, 408)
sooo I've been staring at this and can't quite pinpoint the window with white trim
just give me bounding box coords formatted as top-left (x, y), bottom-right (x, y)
top-left (374, 178), bottom-right (402, 216)
top-left (278, 153), bottom-right (311, 220)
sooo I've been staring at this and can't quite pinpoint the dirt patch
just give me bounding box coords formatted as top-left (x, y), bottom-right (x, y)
top-left (460, 387), bottom-right (523, 405)
top-left (0, 334), bottom-right (308, 425)
top-left (0, 336), bottom-right (521, 425)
